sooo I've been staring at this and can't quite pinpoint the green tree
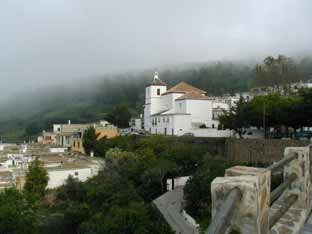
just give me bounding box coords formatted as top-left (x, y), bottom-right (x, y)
top-left (82, 126), bottom-right (98, 156)
top-left (0, 188), bottom-right (38, 234)
top-left (24, 158), bottom-right (49, 199)
top-left (79, 202), bottom-right (151, 234)
top-left (57, 175), bottom-right (86, 202)
top-left (105, 105), bottom-right (131, 128)
top-left (219, 97), bottom-right (251, 138)
top-left (184, 158), bottom-right (233, 230)
top-left (144, 158), bottom-right (176, 193)
top-left (254, 55), bottom-right (302, 88)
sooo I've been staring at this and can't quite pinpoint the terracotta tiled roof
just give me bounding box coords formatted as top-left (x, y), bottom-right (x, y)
top-left (162, 82), bottom-right (206, 95)
top-left (176, 91), bottom-right (211, 100)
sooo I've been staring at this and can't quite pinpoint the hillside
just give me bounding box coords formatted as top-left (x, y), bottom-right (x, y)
top-left (1, 57), bottom-right (312, 142)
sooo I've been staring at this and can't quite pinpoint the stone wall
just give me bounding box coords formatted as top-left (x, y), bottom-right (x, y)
top-left (225, 139), bottom-right (310, 165)
top-left (174, 137), bottom-right (309, 164)
top-left (139, 136), bottom-right (310, 165)
top-left (167, 136), bottom-right (227, 156)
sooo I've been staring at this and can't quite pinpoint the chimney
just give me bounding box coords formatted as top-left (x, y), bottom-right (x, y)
top-left (68, 120), bottom-right (71, 125)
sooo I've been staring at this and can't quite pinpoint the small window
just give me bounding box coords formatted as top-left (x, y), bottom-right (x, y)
top-left (74, 171), bottom-right (79, 176)
top-left (212, 124), bottom-right (215, 129)
top-left (157, 89), bottom-right (160, 95)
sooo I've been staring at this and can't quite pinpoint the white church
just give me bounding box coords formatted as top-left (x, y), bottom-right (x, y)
top-left (143, 73), bottom-right (232, 137)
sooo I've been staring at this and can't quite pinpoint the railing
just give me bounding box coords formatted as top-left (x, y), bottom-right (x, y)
top-left (206, 147), bottom-right (310, 234)
top-left (206, 188), bottom-right (242, 234)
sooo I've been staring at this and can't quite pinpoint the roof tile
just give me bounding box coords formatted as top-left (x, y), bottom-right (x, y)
top-left (163, 82), bottom-right (206, 95)
top-left (176, 91), bottom-right (212, 100)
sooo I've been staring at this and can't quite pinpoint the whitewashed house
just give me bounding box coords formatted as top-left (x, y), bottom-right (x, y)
top-left (143, 73), bottom-right (231, 137)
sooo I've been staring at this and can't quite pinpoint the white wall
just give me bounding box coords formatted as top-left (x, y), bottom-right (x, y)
top-left (150, 115), bottom-right (173, 135)
top-left (172, 114), bottom-right (192, 136)
top-left (144, 85), bottom-right (167, 130)
top-left (47, 167), bottom-right (93, 189)
top-left (212, 101), bottom-right (229, 111)
top-left (186, 99), bottom-right (213, 126)
top-left (150, 114), bottom-right (192, 136)
top-left (166, 176), bottom-right (190, 191)
top-left (53, 124), bottom-right (61, 133)
top-left (175, 99), bottom-right (187, 113)
top-left (49, 148), bottom-right (68, 153)
top-left (189, 128), bottom-right (232, 137)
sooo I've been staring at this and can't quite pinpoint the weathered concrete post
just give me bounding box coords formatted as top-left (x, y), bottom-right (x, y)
top-left (283, 147), bottom-right (310, 210)
top-left (270, 147), bottom-right (311, 234)
top-left (210, 166), bottom-right (271, 234)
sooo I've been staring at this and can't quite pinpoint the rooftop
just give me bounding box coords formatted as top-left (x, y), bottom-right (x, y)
top-left (175, 91), bottom-right (212, 101)
top-left (163, 82), bottom-right (206, 95)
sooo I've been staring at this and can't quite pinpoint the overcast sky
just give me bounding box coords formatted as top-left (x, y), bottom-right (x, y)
top-left (0, 0), bottom-right (312, 98)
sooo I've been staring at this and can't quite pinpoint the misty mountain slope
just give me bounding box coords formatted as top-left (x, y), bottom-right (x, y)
top-left (1, 57), bottom-right (312, 143)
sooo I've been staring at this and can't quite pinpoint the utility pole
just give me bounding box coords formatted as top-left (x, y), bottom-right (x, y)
top-left (263, 102), bottom-right (266, 139)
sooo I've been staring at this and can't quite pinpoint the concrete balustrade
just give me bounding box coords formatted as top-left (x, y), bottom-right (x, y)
top-left (271, 147), bottom-right (311, 234)
top-left (283, 147), bottom-right (310, 209)
top-left (208, 146), bottom-right (312, 234)
top-left (210, 166), bottom-right (271, 234)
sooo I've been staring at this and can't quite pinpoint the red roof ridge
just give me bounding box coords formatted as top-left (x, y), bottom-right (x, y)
top-left (162, 81), bottom-right (206, 95)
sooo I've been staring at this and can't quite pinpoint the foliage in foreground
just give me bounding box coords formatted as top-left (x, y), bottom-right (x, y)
top-left (0, 188), bottom-right (38, 234)
top-left (0, 135), bottom-right (256, 233)
top-left (43, 171), bottom-right (174, 234)
top-left (184, 157), bottom-right (234, 230)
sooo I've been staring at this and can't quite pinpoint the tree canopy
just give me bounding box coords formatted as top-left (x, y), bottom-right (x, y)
top-left (24, 158), bottom-right (49, 200)
top-left (219, 90), bottom-right (311, 137)
top-left (105, 105), bottom-right (132, 128)
top-left (254, 55), bottom-right (303, 88)
top-left (82, 126), bottom-right (98, 155)
top-left (0, 188), bottom-right (38, 234)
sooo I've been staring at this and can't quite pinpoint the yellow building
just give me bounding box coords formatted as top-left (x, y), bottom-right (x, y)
top-left (71, 124), bottom-right (118, 155)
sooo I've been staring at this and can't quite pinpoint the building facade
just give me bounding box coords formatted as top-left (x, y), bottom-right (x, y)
top-left (143, 73), bottom-right (231, 137)
top-left (71, 123), bottom-right (118, 154)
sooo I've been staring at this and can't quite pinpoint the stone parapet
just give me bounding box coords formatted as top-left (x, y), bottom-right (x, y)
top-left (211, 166), bottom-right (270, 234)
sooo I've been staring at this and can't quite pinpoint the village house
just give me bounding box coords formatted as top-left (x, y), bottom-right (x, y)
top-left (71, 121), bottom-right (118, 154)
top-left (40, 131), bottom-right (57, 145)
top-left (39, 120), bottom-right (118, 154)
top-left (129, 116), bottom-right (143, 132)
top-left (143, 72), bottom-right (232, 137)
top-left (0, 143), bottom-right (104, 190)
